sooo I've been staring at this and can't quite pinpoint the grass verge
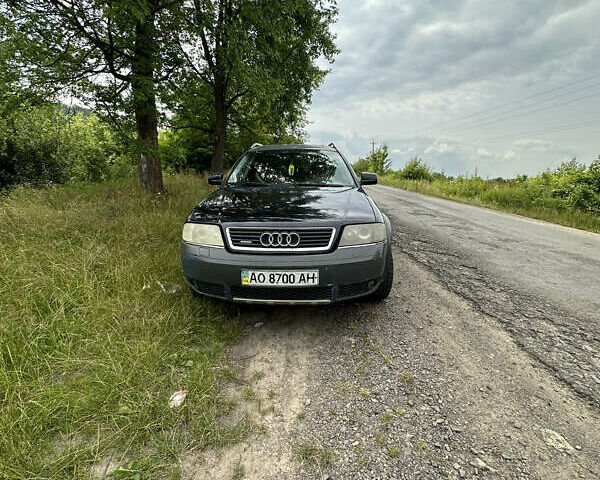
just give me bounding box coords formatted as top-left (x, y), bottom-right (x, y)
top-left (379, 176), bottom-right (600, 233)
top-left (0, 175), bottom-right (246, 479)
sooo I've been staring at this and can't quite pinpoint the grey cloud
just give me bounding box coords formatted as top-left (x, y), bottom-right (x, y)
top-left (308, 0), bottom-right (600, 177)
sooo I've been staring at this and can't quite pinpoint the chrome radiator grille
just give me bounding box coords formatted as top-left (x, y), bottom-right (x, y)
top-left (226, 227), bottom-right (335, 252)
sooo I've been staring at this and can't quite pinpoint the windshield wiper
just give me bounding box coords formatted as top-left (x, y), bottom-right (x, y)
top-left (227, 181), bottom-right (268, 187)
top-left (294, 183), bottom-right (349, 187)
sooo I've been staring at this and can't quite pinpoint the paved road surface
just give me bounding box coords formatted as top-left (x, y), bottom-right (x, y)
top-left (366, 184), bottom-right (600, 405)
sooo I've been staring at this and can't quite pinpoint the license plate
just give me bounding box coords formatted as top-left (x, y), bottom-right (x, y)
top-left (241, 269), bottom-right (319, 287)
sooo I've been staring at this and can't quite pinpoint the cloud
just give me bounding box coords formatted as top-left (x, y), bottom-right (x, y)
top-left (308, 0), bottom-right (600, 177)
top-left (513, 139), bottom-right (556, 151)
top-left (476, 147), bottom-right (494, 158)
top-left (425, 142), bottom-right (456, 154)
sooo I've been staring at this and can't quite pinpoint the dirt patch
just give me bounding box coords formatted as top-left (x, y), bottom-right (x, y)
top-left (181, 308), bottom-right (329, 479)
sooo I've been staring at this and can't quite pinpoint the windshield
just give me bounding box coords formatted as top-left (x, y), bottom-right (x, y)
top-left (226, 149), bottom-right (356, 187)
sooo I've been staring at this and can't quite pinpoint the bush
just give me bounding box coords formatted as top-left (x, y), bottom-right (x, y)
top-left (0, 104), bottom-right (129, 189)
top-left (352, 157), bottom-right (372, 175)
top-left (396, 157), bottom-right (432, 181)
top-left (547, 158), bottom-right (600, 213)
top-left (353, 145), bottom-right (391, 176)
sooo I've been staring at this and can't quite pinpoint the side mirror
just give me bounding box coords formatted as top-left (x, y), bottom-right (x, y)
top-left (208, 173), bottom-right (223, 185)
top-left (360, 172), bottom-right (377, 185)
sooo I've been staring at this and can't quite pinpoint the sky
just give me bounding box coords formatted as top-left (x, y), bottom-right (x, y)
top-left (307, 0), bottom-right (600, 178)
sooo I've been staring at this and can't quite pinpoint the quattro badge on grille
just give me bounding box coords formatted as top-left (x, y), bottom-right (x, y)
top-left (259, 232), bottom-right (301, 248)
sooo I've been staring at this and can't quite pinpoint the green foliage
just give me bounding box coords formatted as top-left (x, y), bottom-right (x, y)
top-left (166, 0), bottom-right (338, 171)
top-left (395, 156), bottom-right (432, 181)
top-left (352, 157), bottom-right (372, 175)
top-left (0, 104), bottom-right (130, 188)
top-left (0, 175), bottom-right (247, 478)
top-left (6, 1), bottom-right (338, 179)
top-left (380, 157), bottom-right (600, 232)
top-left (355, 145), bottom-right (391, 176)
top-left (370, 145), bottom-right (392, 175)
top-left (544, 158), bottom-right (600, 213)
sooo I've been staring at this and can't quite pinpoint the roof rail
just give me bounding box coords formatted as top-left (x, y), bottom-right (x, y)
top-left (250, 143), bottom-right (263, 149)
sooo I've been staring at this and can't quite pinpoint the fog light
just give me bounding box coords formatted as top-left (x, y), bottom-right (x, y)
top-left (368, 280), bottom-right (376, 289)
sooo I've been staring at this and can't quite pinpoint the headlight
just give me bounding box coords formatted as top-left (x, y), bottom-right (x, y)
top-left (182, 223), bottom-right (224, 246)
top-left (339, 223), bottom-right (386, 247)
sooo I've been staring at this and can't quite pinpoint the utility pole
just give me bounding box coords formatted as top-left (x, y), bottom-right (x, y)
top-left (370, 139), bottom-right (376, 154)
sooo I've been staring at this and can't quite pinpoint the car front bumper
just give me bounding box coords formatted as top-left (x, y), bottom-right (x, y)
top-left (181, 241), bottom-right (388, 304)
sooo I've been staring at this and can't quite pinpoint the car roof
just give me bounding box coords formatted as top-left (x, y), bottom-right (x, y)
top-left (251, 144), bottom-right (335, 152)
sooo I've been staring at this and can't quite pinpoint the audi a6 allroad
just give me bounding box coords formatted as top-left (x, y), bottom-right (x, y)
top-left (181, 143), bottom-right (393, 304)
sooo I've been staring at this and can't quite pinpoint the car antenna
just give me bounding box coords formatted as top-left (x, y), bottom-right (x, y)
top-left (328, 142), bottom-right (344, 158)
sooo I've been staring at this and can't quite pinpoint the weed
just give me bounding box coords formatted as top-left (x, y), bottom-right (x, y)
top-left (386, 446), bottom-right (402, 458)
top-left (232, 463), bottom-right (244, 480)
top-left (241, 386), bottom-right (256, 401)
top-left (380, 411), bottom-right (394, 424)
top-left (359, 387), bottom-right (372, 397)
top-left (335, 381), bottom-right (351, 395)
top-left (356, 362), bottom-right (369, 377)
top-left (398, 372), bottom-right (416, 389)
top-left (295, 442), bottom-right (334, 467)
top-left (416, 438), bottom-right (430, 452)
top-left (375, 432), bottom-right (386, 446)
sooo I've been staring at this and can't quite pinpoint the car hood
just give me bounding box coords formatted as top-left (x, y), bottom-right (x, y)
top-left (188, 185), bottom-right (376, 224)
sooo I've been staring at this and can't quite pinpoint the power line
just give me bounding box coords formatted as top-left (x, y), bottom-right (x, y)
top-left (441, 82), bottom-right (600, 132)
top-left (404, 74), bottom-right (600, 136)
top-left (476, 119), bottom-right (600, 143)
top-left (443, 90), bottom-right (600, 133)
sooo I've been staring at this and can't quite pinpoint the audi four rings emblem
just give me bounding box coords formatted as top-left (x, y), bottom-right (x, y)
top-left (260, 231), bottom-right (301, 247)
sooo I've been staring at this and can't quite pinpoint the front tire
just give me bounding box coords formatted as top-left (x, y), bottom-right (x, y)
top-left (369, 247), bottom-right (394, 301)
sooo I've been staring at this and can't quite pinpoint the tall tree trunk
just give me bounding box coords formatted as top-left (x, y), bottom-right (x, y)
top-left (132, 10), bottom-right (164, 193)
top-left (211, 79), bottom-right (226, 173)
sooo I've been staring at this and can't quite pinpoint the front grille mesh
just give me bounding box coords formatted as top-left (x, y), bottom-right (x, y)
top-left (228, 227), bottom-right (334, 251)
top-left (338, 280), bottom-right (374, 299)
top-left (190, 280), bottom-right (226, 299)
top-left (231, 285), bottom-right (332, 301)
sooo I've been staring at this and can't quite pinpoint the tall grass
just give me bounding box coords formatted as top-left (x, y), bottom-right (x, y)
top-left (0, 175), bottom-right (246, 479)
top-left (379, 175), bottom-right (600, 232)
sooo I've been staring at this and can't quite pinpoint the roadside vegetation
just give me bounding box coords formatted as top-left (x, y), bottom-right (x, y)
top-left (354, 148), bottom-right (600, 233)
top-left (0, 175), bottom-right (250, 479)
top-left (1, 2), bottom-right (339, 477)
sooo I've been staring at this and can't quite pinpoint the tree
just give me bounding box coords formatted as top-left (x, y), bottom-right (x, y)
top-left (171, 0), bottom-right (338, 172)
top-left (358, 144), bottom-right (391, 176)
top-left (397, 156), bottom-right (431, 180)
top-left (7, 0), bottom-right (185, 192)
top-left (351, 157), bottom-right (371, 175)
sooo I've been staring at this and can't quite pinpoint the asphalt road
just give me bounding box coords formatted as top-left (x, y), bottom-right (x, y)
top-left (367, 184), bottom-right (600, 406)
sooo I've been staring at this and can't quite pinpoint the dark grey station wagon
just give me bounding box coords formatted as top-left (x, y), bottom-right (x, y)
top-left (181, 143), bottom-right (393, 304)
